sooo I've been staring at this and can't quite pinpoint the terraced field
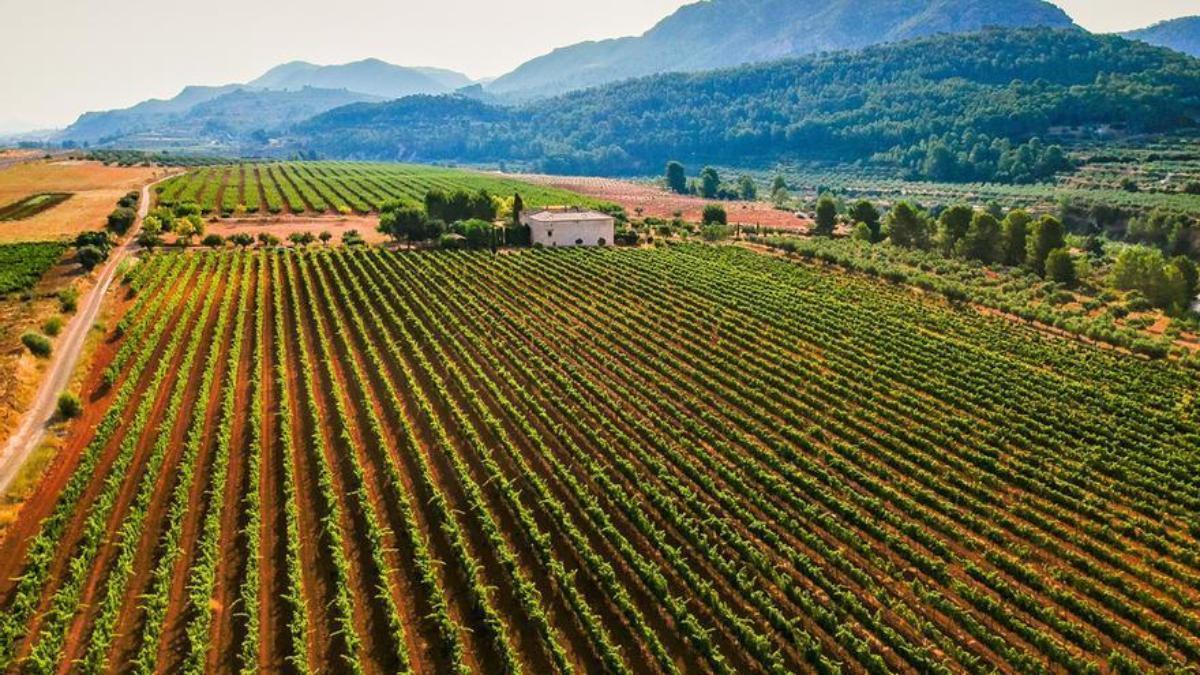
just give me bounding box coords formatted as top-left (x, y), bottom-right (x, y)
top-left (0, 245), bottom-right (1197, 673)
top-left (155, 162), bottom-right (608, 216)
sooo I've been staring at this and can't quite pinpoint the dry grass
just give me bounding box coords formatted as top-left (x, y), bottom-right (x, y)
top-left (0, 160), bottom-right (162, 243)
top-left (196, 214), bottom-right (390, 245)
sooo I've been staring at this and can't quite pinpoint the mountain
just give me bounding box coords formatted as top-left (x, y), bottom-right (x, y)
top-left (58, 57), bottom-right (471, 147)
top-left (247, 58), bottom-right (472, 99)
top-left (62, 84), bottom-right (244, 142)
top-left (486, 0), bottom-right (1077, 101)
top-left (1123, 16), bottom-right (1200, 57)
top-left (292, 29), bottom-right (1200, 182)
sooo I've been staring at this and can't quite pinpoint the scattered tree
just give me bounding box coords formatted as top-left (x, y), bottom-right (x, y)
top-left (702, 204), bottom-right (727, 226)
top-left (700, 167), bottom-right (720, 199)
top-left (1001, 209), bottom-right (1032, 267)
top-left (202, 234), bottom-right (225, 248)
top-left (56, 392), bottom-right (82, 420)
top-left (937, 205), bottom-right (974, 255)
top-left (886, 202), bottom-right (929, 249)
top-left (1045, 248), bottom-right (1076, 286)
top-left (77, 245), bottom-right (106, 271)
top-left (958, 212), bottom-right (1003, 264)
top-left (666, 161), bottom-right (687, 194)
top-left (813, 196), bottom-right (838, 237)
top-left (1026, 215), bottom-right (1066, 276)
top-left (737, 175), bottom-right (757, 201)
top-left (21, 332), bottom-right (52, 358)
top-left (849, 200), bottom-right (881, 242)
top-left (106, 207), bottom-right (136, 235)
top-left (379, 203), bottom-right (431, 247)
top-left (319, 231), bottom-right (333, 246)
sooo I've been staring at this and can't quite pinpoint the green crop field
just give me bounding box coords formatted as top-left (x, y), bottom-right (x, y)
top-left (0, 242), bottom-right (66, 295)
top-left (155, 161), bottom-right (610, 216)
top-left (1, 244), bottom-right (1197, 673)
top-left (0, 193), bottom-right (72, 222)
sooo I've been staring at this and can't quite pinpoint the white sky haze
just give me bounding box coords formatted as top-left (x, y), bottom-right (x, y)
top-left (0, 0), bottom-right (1197, 131)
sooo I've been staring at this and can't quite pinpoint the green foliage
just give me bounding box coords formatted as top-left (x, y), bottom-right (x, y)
top-left (1044, 248), bottom-right (1076, 286)
top-left (425, 188), bottom-right (497, 223)
top-left (813, 196), bottom-right (838, 237)
top-left (379, 202), bottom-right (433, 244)
top-left (202, 234), bottom-right (225, 248)
top-left (58, 286), bottom-right (79, 314)
top-left (666, 161), bottom-right (687, 194)
top-left (849, 200), bottom-right (881, 242)
top-left (1111, 245), bottom-right (1194, 312)
top-left (1001, 210), bottom-right (1032, 267)
top-left (1027, 216), bottom-right (1066, 276)
top-left (937, 205), bottom-right (975, 255)
top-left (0, 243), bottom-right (65, 295)
top-left (0, 193), bottom-right (71, 222)
top-left (228, 233), bottom-right (255, 248)
top-left (106, 207), bottom-right (136, 235)
top-left (56, 393), bottom-right (82, 420)
top-left (702, 203), bottom-right (727, 226)
top-left (700, 167), bottom-right (721, 199)
top-left (21, 332), bottom-right (52, 358)
top-left (292, 29), bottom-right (1200, 182)
top-left (76, 245), bottom-right (106, 272)
top-left (42, 316), bottom-right (64, 337)
top-left (958, 212), bottom-right (1004, 264)
top-left (885, 202), bottom-right (929, 249)
top-left (737, 175), bottom-right (757, 201)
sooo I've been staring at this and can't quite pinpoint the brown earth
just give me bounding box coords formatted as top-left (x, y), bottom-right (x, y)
top-left (514, 174), bottom-right (814, 230)
top-left (0, 160), bottom-right (162, 242)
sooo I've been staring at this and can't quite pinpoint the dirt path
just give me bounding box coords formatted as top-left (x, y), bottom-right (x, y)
top-left (0, 174), bottom-right (174, 496)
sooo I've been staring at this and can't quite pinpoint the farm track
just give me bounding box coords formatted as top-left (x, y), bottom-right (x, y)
top-left (2, 245), bottom-right (1198, 673)
top-left (3, 257), bottom-right (220, 669)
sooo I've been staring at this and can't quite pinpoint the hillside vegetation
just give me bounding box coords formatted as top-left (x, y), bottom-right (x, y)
top-left (1124, 16), bottom-right (1200, 57)
top-left (294, 29), bottom-right (1200, 181)
top-left (488, 0), bottom-right (1075, 100)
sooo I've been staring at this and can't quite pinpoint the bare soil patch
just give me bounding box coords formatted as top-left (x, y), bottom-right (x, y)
top-left (0, 160), bottom-right (162, 242)
top-left (515, 174), bottom-right (813, 230)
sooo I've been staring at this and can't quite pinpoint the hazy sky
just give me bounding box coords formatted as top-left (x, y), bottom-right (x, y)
top-left (1, 0), bottom-right (1197, 131)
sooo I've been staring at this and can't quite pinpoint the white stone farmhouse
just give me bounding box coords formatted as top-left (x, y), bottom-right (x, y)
top-left (520, 208), bottom-right (615, 247)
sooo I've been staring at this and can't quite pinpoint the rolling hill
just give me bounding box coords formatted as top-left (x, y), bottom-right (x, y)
top-left (486, 0), bottom-right (1077, 101)
top-left (292, 29), bottom-right (1200, 182)
top-left (1124, 16), bottom-right (1200, 57)
top-left (57, 59), bottom-right (472, 146)
top-left (247, 58), bottom-right (473, 99)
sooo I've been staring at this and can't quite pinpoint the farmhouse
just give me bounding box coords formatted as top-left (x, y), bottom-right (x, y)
top-left (520, 208), bottom-right (615, 247)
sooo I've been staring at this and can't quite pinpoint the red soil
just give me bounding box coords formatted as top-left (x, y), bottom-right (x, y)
top-left (514, 174), bottom-right (814, 231)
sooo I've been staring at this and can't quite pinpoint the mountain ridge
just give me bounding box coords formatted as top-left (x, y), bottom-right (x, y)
top-left (1123, 16), bottom-right (1200, 57)
top-left (485, 0), bottom-right (1078, 101)
top-left (57, 58), bottom-right (472, 144)
top-left (291, 29), bottom-right (1200, 180)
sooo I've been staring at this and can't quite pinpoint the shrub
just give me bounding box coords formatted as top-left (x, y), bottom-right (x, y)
top-left (21, 332), bottom-right (52, 357)
top-left (77, 245), bottom-right (107, 272)
top-left (201, 234), bottom-right (225, 248)
top-left (701, 204), bottom-right (727, 226)
top-left (42, 316), bottom-right (64, 337)
top-left (106, 207), bottom-right (137, 235)
top-left (58, 286), bottom-right (79, 313)
top-left (56, 392), bottom-right (82, 419)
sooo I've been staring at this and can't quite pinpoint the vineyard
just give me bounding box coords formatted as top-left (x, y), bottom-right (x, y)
top-left (154, 162), bottom-right (607, 216)
top-left (1, 245), bottom-right (1198, 673)
top-left (0, 243), bottom-right (66, 295)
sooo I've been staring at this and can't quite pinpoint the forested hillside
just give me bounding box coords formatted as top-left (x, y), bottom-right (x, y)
top-left (1124, 16), bottom-right (1200, 57)
top-left (487, 0), bottom-right (1076, 100)
top-left (293, 29), bottom-right (1200, 182)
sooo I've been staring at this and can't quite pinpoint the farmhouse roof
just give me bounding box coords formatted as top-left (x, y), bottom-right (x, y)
top-left (522, 209), bottom-right (613, 223)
